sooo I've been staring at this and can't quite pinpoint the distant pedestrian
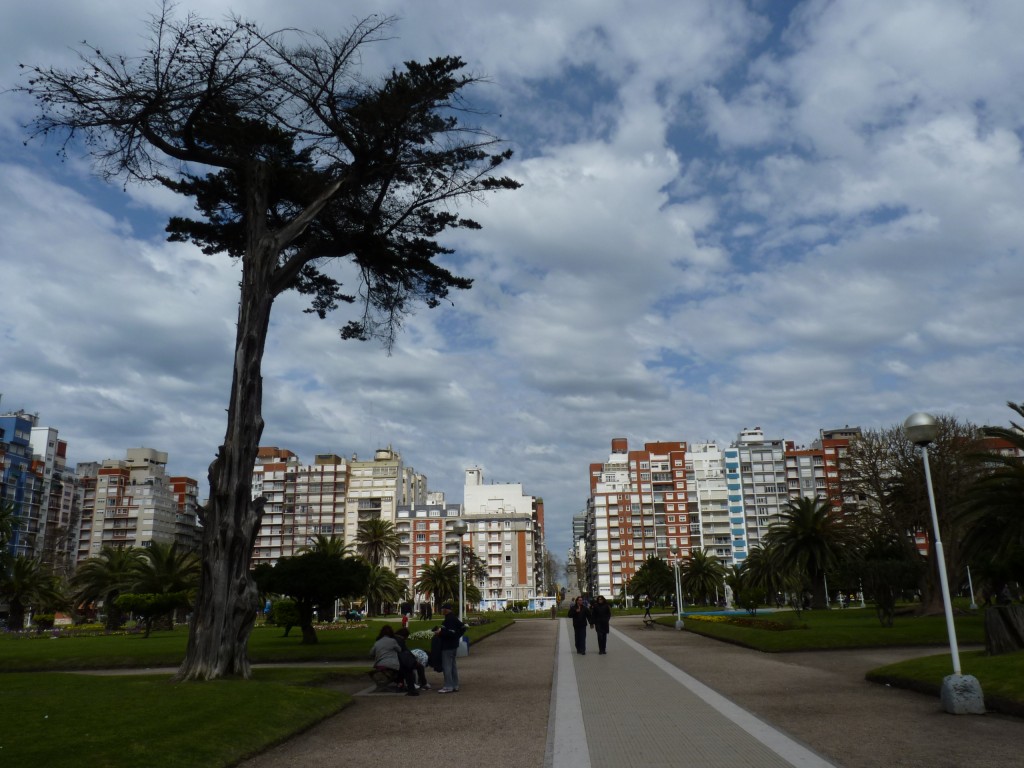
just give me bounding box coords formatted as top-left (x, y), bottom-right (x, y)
top-left (591, 595), bottom-right (612, 654)
top-left (437, 603), bottom-right (466, 693)
top-left (568, 596), bottom-right (592, 655)
top-left (643, 598), bottom-right (653, 621)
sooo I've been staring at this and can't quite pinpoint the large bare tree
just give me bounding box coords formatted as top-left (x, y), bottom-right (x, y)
top-left (19, 8), bottom-right (519, 680)
top-left (840, 417), bottom-right (984, 615)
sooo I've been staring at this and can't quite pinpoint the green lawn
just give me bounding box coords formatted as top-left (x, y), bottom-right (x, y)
top-left (0, 667), bottom-right (361, 768)
top-left (0, 615), bottom-right (517, 767)
top-left (668, 604), bottom-right (1024, 718)
top-left (673, 605), bottom-right (986, 652)
top-left (0, 616), bottom-right (513, 672)
top-left (867, 648), bottom-right (1024, 717)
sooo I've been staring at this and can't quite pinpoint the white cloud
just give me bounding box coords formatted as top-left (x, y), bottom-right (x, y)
top-left (1, 0), bottom-right (1022, 561)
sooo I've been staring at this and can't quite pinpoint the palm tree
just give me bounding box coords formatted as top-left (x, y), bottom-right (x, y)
top-left (132, 542), bottom-right (201, 627)
top-left (414, 557), bottom-right (458, 609)
top-left (364, 564), bottom-right (405, 616)
top-left (766, 496), bottom-right (854, 609)
top-left (73, 546), bottom-right (145, 630)
top-left (679, 549), bottom-right (727, 605)
top-left (134, 542), bottom-right (201, 594)
top-left (355, 518), bottom-right (401, 567)
top-left (742, 540), bottom-right (803, 609)
top-left (298, 534), bottom-right (353, 559)
top-left (0, 555), bottom-right (64, 629)
top-left (0, 501), bottom-right (20, 551)
top-left (960, 401), bottom-right (1024, 595)
top-left (629, 556), bottom-right (674, 605)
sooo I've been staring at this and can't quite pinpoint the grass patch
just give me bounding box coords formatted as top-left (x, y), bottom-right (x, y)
top-left (0, 667), bottom-right (352, 767)
top-left (673, 606), bottom-right (987, 652)
top-left (867, 649), bottom-right (1024, 717)
top-left (0, 616), bottom-right (514, 672)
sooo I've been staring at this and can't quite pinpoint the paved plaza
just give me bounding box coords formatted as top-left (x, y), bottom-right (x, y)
top-left (238, 617), bottom-right (1024, 768)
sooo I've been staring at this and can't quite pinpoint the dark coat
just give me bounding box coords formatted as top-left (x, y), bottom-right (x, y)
top-left (567, 602), bottom-right (591, 630)
top-left (439, 611), bottom-right (465, 651)
top-left (591, 601), bottom-right (612, 633)
top-left (428, 631), bottom-right (443, 672)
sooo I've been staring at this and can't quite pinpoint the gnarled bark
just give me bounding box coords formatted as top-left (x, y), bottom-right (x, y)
top-left (175, 231), bottom-right (275, 681)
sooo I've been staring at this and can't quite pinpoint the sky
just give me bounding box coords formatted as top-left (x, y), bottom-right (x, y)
top-left (2, 1), bottom-right (1023, 562)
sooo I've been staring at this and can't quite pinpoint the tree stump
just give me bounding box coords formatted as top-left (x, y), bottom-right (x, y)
top-left (984, 605), bottom-right (1024, 655)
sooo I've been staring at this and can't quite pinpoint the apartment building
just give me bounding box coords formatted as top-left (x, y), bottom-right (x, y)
top-left (250, 445), bottom-right (426, 568)
top-left (1, 409), bottom-right (44, 560)
top-left (394, 500), bottom-right (462, 590)
top-left (30, 425), bottom-right (78, 574)
top-left (462, 467), bottom-right (545, 608)
top-left (251, 448), bottom-right (344, 567)
top-left (75, 448), bottom-right (189, 561)
top-left (586, 438), bottom-right (692, 599)
top-left (688, 442), bottom-right (731, 560)
top-left (784, 427), bottom-right (862, 513)
top-left (169, 475), bottom-right (201, 553)
top-left (341, 446), bottom-right (426, 548)
top-left (583, 427), bottom-right (868, 583)
top-left (724, 427), bottom-right (790, 562)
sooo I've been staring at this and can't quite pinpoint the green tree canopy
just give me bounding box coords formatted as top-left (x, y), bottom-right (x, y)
top-left (415, 557), bottom-right (458, 609)
top-left (765, 496), bottom-right (855, 609)
top-left (629, 556), bottom-right (675, 604)
top-left (679, 549), bottom-right (726, 605)
top-left (72, 546), bottom-right (147, 630)
top-left (134, 542), bottom-right (201, 596)
top-left (257, 552), bottom-right (370, 644)
top-left (960, 401), bottom-right (1024, 595)
top-left (363, 564), bottom-right (406, 617)
top-left (355, 518), bottom-right (402, 567)
top-left (0, 555), bottom-right (66, 629)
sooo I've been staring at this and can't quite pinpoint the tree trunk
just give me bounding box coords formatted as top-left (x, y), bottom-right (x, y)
top-left (300, 623), bottom-right (318, 645)
top-left (810, 572), bottom-right (828, 610)
top-left (985, 605), bottom-right (1024, 655)
top-left (175, 215), bottom-right (276, 680)
top-left (917, 538), bottom-right (946, 616)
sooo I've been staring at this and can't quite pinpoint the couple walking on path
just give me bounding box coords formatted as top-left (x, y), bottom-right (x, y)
top-left (567, 595), bottom-right (611, 655)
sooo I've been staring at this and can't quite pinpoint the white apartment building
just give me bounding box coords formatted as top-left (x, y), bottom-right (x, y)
top-left (688, 442), bottom-right (732, 561)
top-left (462, 467), bottom-right (545, 608)
top-left (341, 446), bottom-right (426, 551)
top-left (76, 448), bottom-right (179, 561)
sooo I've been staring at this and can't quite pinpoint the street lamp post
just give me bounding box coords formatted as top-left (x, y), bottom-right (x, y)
top-left (451, 519), bottom-right (468, 618)
top-left (904, 412), bottom-right (985, 715)
top-left (672, 548), bottom-right (684, 630)
top-left (966, 566), bottom-right (978, 611)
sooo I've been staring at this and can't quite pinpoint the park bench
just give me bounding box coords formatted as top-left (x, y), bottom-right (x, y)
top-left (367, 666), bottom-right (401, 691)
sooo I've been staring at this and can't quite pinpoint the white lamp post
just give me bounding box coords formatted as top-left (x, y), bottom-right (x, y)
top-left (966, 566), bottom-right (978, 611)
top-left (904, 412), bottom-right (985, 714)
top-left (672, 548), bottom-right (684, 630)
top-left (451, 519), bottom-right (468, 618)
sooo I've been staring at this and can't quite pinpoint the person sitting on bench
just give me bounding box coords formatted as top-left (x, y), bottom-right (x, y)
top-left (369, 624), bottom-right (417, 695)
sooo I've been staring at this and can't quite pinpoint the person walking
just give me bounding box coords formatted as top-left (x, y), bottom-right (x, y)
top-left (567, 595), bottom-right (592, 655)
top-left (437, 603), bottom-right (465, 693)
top-left (643, 598), bottom-right (653, 621)
top-left (591, 595), bottom-right (612, 654)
